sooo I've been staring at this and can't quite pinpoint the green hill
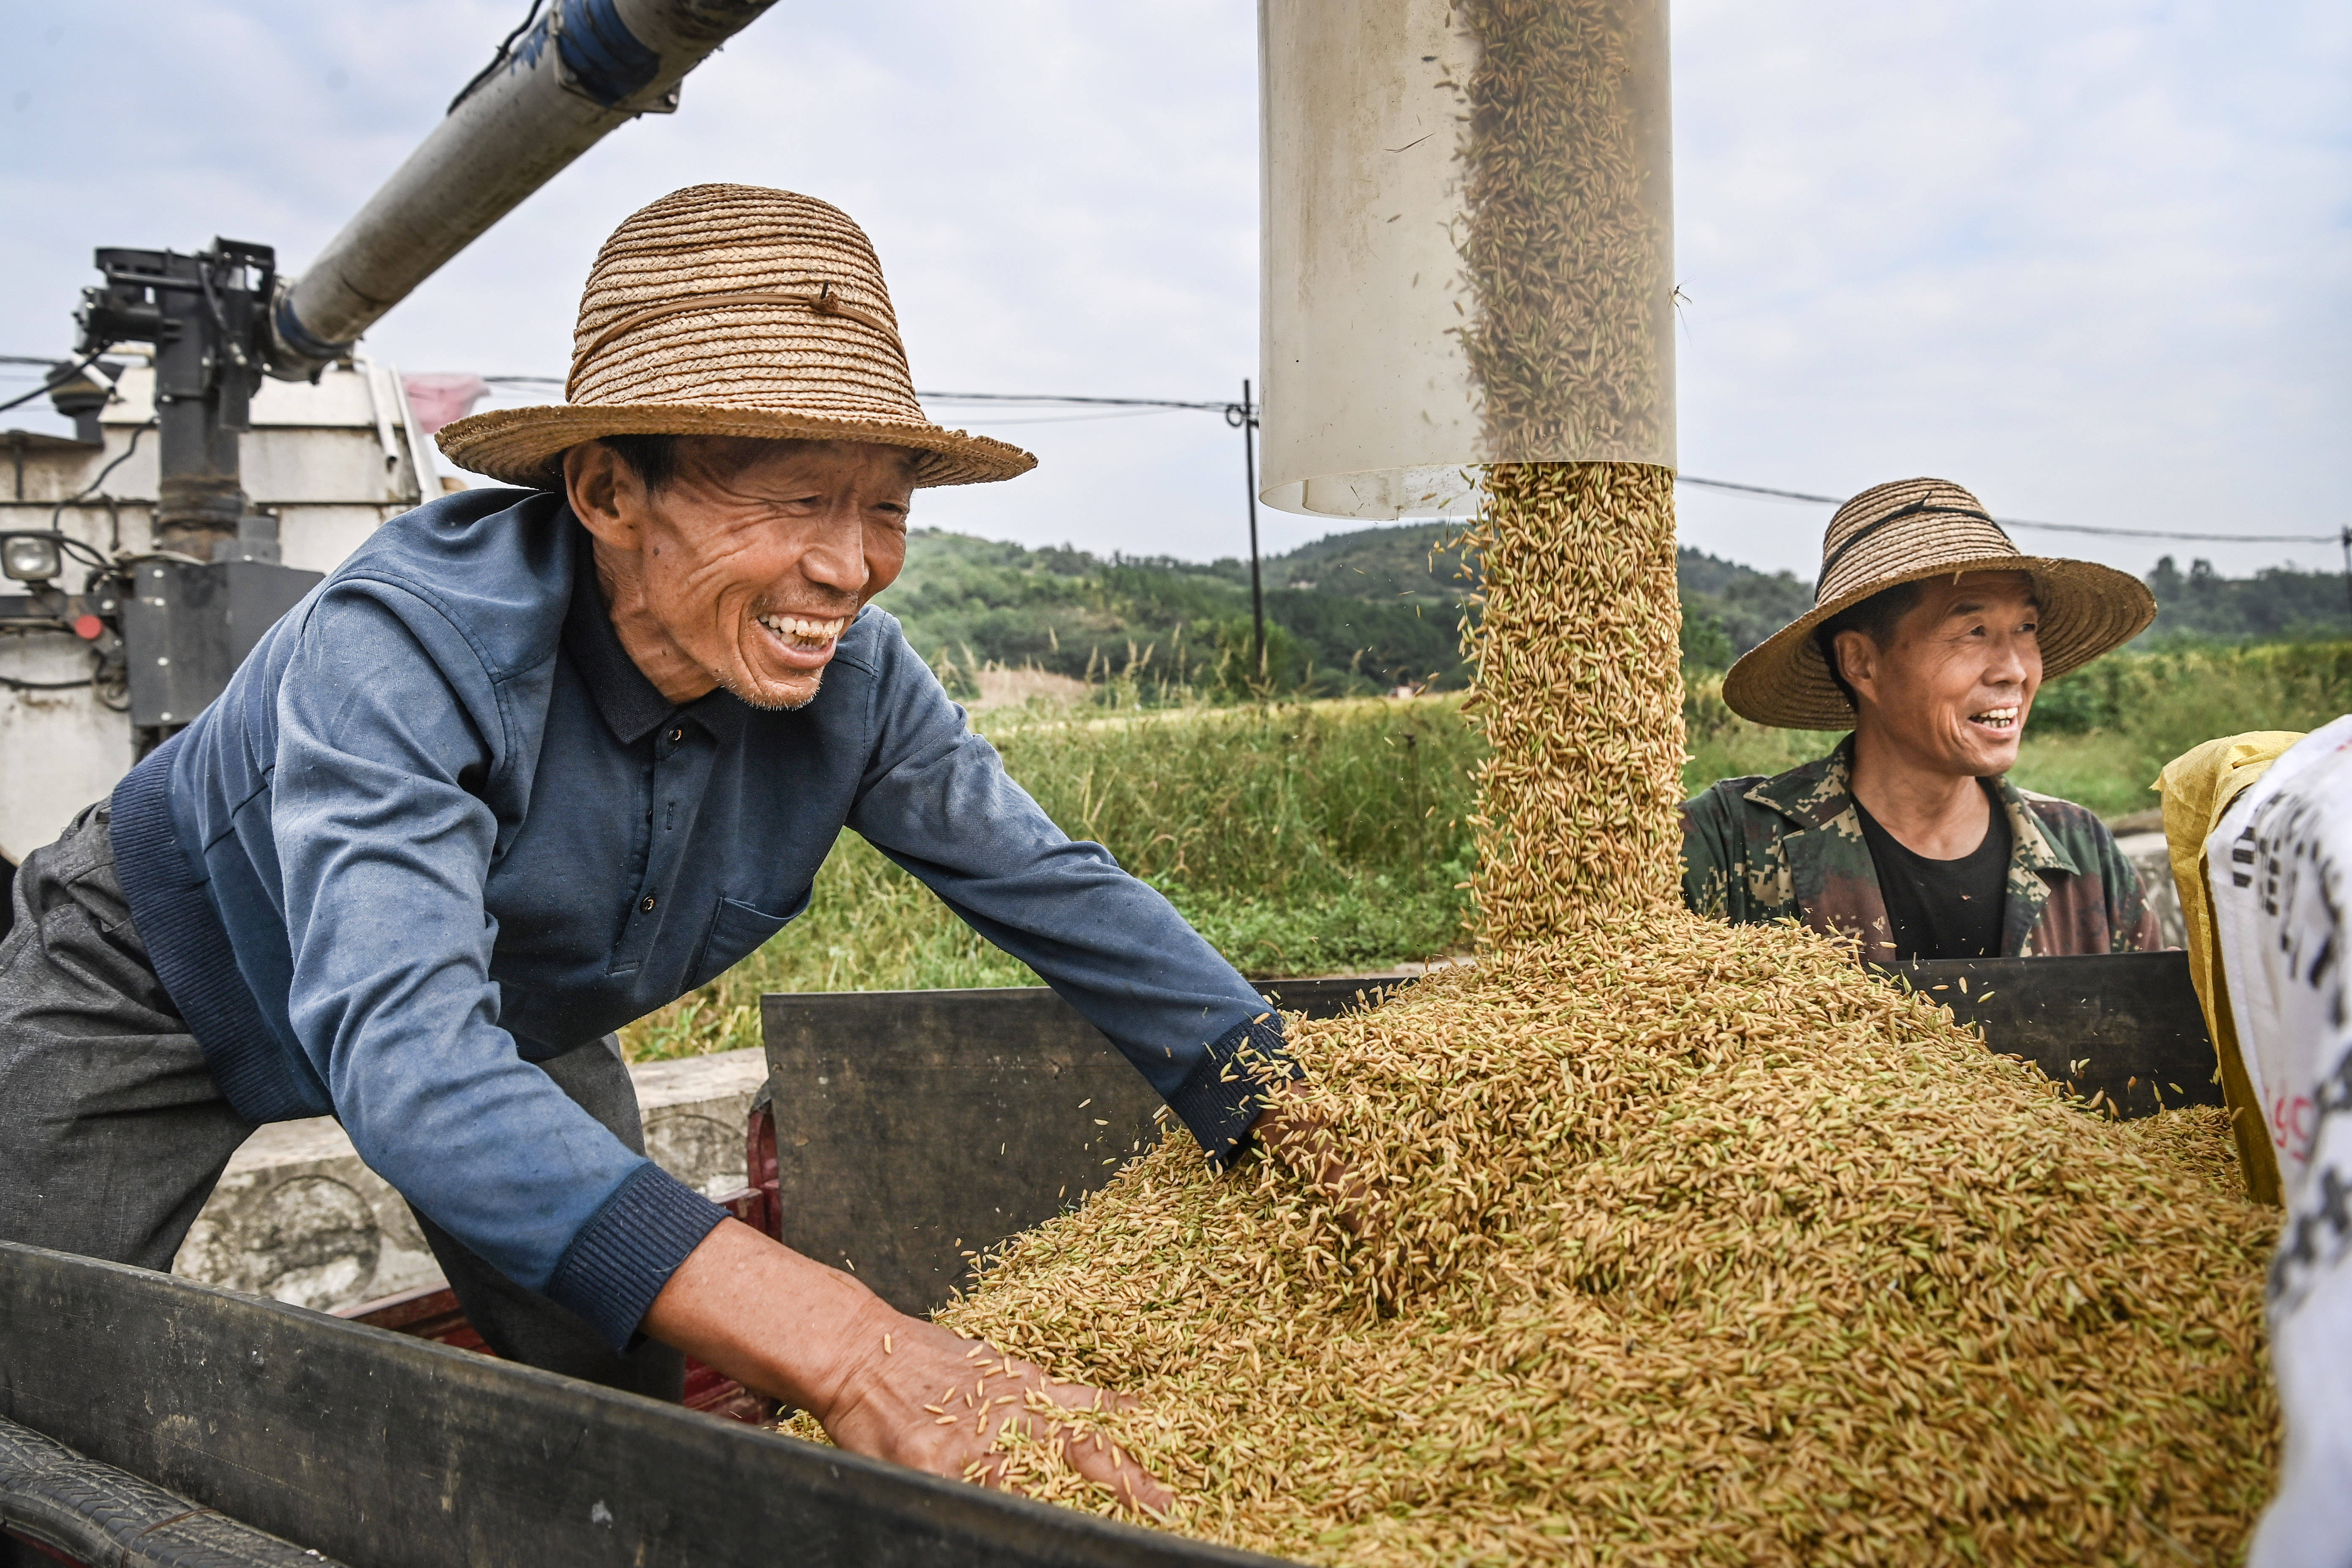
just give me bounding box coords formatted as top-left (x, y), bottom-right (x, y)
top-left (1676, 549), bottom-right (1814, 665)
top-left (879, 525), bottom-right (1480, 698)
top-left (874, 526), bottom-right (2352, 702)
top-left (879, 525), bottom-right (1836, 695)
top-left (1255, 522), bottom-right (1474, 607)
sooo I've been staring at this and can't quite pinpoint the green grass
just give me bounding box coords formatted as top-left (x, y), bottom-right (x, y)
top-left (2013, 641), bottom-right (2352, 815)
top-left (624, 642), bottom-right (2352, 1060)
top-left (623, 697), bottom-right (1484, 1061)
top-left (1677, 681), bottom-right (1843, 798)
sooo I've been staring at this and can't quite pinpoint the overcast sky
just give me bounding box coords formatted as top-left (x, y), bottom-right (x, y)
top-left (3, 0), bottom-right (2345, 580)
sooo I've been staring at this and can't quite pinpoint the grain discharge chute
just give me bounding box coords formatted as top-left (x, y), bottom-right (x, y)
top-left (1260, 0), bottom-right (1682, 936)
top-left (0, 0), bottom-right (780, 897)
top-left (1258, 0), bottom-right (1674, 520)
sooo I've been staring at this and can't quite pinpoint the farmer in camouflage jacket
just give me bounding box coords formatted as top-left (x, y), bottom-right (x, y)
top-left (1681, 478), bottom-right (2165, 961)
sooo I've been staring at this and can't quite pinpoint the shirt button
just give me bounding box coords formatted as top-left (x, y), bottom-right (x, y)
top-left (668, 727), bottom-right (684, 743)
top-left (640, 896), bottom-right (657, 913)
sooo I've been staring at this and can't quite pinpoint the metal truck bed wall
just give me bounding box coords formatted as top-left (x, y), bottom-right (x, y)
top-left (1888, 951), bottom-right (2221, 1118)
top-left (0, 1243), bottom-right (1288, 1568)
top-left (763, 953), bottom-right (2225, 1316)
top-left (333, 1176), bottom-right (780, 1428)
top-left (1, 953), bottom-right (2226, 1566)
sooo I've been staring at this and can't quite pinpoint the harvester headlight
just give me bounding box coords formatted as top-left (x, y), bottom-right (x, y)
top-left (2, 534), bottom-right (63, 584)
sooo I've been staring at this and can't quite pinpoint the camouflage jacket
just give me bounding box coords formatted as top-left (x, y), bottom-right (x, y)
top-left (1680, 738), bottom-right (2164, 960)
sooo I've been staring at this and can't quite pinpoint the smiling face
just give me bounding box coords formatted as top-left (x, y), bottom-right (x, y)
top-left (564, 435), bottom-right (917, 710)
top-left (1833, 571), bottom-right (2043, 778)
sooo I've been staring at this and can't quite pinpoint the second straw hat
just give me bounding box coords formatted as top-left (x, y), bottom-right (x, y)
top-left (436, 184), bottom-right (1035, 490)
top-left (1721, 477), bottom-right (2156, 730)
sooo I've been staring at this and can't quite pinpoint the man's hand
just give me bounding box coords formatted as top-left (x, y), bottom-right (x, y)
top-left (819, 1313), bottom-right (1172, 1514)
top-left (642, 1220), bottom-right (1171, 1514)
top-left (1251, 1078), bottom-right (1369, 1236)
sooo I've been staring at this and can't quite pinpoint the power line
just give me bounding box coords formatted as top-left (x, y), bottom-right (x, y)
top-left (0, 351), bottom-right (105, 415)
top-left (949, 408), bottom-right (1187, 428)
top-left (1673, 476), bottom-right (1846, 505)
top-left (919, 390), bottom-right (1237, 412)
top-left (354, 372), bottom-right (2352, 551)
top-left (1955, 516), bottom-right (2336, 547)
top-left (479, 378), bottom-right (1242, 414)
top-left (1676, 474), bottom-right (2342, 546)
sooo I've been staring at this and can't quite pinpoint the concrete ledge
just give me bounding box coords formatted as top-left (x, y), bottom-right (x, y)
top-left (171, 1046), bottom-right (769, 1313)
top-left (630, 1046), bottom-right (772, 1198)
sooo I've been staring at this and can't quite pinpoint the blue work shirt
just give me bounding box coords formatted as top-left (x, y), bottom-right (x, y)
top-left (109, 488), bottom-right (1290, 1349)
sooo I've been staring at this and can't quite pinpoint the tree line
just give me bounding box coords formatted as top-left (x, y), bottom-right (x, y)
top-left (881, 525), bottom-right (2349, 700)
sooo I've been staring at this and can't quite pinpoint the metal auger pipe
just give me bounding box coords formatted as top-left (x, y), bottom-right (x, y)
top-left (269, 0), bottom-right (780, 379)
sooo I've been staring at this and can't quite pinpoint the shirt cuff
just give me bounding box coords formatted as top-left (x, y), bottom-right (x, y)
top-left (1164, 1011), bottom-right (1304, 1169)
top-left (544, 1162), bottom-right (731, 1352)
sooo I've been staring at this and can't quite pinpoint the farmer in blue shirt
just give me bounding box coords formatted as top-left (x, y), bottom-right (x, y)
top-left (0, 186), bottom-right (1328, 1508)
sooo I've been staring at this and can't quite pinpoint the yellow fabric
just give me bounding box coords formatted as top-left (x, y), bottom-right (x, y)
top-left (2153, 731), bottom-right (2305, 1204)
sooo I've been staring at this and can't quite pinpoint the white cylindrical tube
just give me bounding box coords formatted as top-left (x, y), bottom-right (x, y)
top-left (1259, 0), bottom-right (1674, 520)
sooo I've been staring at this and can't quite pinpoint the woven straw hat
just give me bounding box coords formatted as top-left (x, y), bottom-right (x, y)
top-left (436, 184), bottom-right (1035, 489)
top-left (1722, 477), bottom-right (2156, 730)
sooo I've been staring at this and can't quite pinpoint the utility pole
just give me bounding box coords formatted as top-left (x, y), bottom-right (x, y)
top-left (2341, 527), bottom-right (2351, 632)
top-left (1231, 378), bottom-right (1266, 678)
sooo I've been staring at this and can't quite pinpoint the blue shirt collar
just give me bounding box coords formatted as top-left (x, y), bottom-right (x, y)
top-left (563, 542), bottom-right (675, 745)
top-left (561, 523), bottom-right (755, 748)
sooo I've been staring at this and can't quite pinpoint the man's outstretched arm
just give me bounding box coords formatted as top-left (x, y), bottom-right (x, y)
top-left (842, 613), bottom-right (1301, 1162)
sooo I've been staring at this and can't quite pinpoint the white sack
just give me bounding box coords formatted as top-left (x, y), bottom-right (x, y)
top-left (2224, 715), bottom-right (2352, 1568)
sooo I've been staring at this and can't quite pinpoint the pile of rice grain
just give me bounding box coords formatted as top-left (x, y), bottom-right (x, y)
top-left (941, 916), bottom-right (2278, 1565)
top-left (922, 461), bottom-right (2279, 1562)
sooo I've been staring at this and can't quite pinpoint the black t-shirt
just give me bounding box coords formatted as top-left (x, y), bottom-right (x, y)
top-left (1852, 787), bottom-right (2011, 961)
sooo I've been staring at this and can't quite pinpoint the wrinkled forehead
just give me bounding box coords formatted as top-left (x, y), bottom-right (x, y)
top-left (674, 434), bottom-right (922, 490)
top-left (1910, 568), bottom-right (2039, 620)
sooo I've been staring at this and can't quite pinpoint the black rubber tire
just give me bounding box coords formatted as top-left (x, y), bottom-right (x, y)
top-left (0, 1413), bottom-right (338, 1567)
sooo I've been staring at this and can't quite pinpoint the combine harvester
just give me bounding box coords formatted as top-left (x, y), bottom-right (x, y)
top-left (0, 2), bottom-right (2233, 1564)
